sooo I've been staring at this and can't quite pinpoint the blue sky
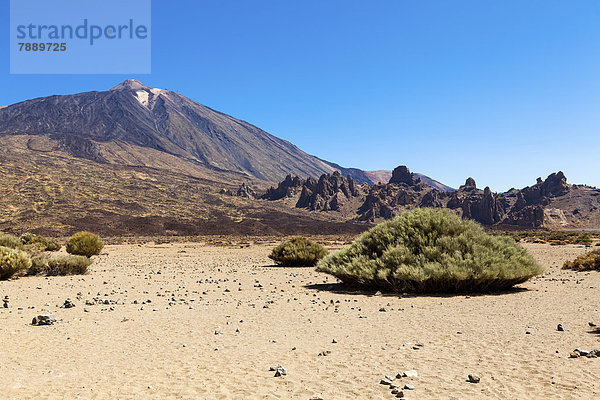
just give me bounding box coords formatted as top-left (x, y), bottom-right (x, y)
top-left (1, 0), bottom-right (599, 191)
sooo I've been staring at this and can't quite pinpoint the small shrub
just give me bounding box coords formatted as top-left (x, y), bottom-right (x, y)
top-left (570, 234), bottom-right (592, 246)
top-left (46, 256), bottom-right (93, 276)
top-left (0, 233), bottom-right (22, 249)
top-left (269, 237), bottom-right (328, 267)
top-left (20, 233), bottom-right (61, 251)
top-left (66, 232), bottom-right (104, 257)
top-left (563, 249), bottom-right (600, 271)
top-left (0, 246), bottom-right (32, 280)
top-left (316, 208), bottom-right (543, 293)
top-left (29, 254), bottom-right (50, 276)
top-left (30, 254), bottom-right (92, 276)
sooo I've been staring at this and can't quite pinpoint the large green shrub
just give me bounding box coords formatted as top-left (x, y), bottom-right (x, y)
top-left (66, 232), bottom-right (104, 257)
top-left (20, 233), bottom-right (61, 252)
top-left (0, 246), bottom-right (32, 280)
top-left (316, 208), bottom-right (543, 293)
top-left (563, 249), bottom-right (600, 271)
top-left (269, 237), bottom-right (328, 267)
top-left (0, 233), bottom-right (22, 249)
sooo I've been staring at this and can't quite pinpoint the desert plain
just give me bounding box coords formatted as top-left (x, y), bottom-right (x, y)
top-left (0, 241), bottom-right (599, 400)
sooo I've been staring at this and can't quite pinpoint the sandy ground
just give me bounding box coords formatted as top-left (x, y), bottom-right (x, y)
top-left (1, 242), bottom-right (599, 400)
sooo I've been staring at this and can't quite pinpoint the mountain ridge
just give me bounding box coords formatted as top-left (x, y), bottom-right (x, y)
top-left (0, 80), bottom-right (448, 187)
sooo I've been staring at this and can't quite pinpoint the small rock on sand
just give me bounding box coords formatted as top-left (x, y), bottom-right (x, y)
top-left (32, 314), bottom-right (57, 326)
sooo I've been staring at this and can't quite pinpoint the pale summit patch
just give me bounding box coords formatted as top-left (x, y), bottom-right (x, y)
top-left (134, 90), bottom-right (150, 107)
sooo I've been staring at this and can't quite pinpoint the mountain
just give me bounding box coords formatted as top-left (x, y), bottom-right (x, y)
top-left (0, 80), bottom-right (447, 188)
top-left (0, 79), bottom-right (339, 182)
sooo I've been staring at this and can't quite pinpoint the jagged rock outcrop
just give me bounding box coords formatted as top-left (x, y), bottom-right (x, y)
top-left (389, 165), bottom-right (421, 186)
top-left (461, 177), bottom-right (477, 190)
top-left (296, 171), bottom-right (361, 211)
top-left (265, 166), bottom-right (598, 229)
top-left (262, 175), bottom-right (305, 200)
top-left (446, 180), bottom-right (503, 225)
top-left (521, 171), bottom-right (569, 204)
top-left (236, 183), bottom-right (257, 199)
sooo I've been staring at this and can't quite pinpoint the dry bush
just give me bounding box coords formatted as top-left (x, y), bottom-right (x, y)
top-left (317, 208), bottom-right (543, 293)
top-left (0, 246), bottom-right (32, 280)
top-left (20, 233), bottom-right (61, 251)
top-left (0, 233), bottom-right (22, 249)
top-left (563, 249), bottom-right (600, 272)
top-left (30, 254), bottom-right (92, 276)
top-left (66, 232), bottom-right (104, 257)
top-left (269, 237), bottom-right (328, 267)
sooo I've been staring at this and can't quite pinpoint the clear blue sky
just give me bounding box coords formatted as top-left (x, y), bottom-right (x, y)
top-left (1, 0), bottom-right (599, 191)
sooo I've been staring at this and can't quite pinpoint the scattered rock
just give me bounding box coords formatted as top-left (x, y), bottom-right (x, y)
top-left (404, 383), bottom-right (415, 390)
top-left (400, 370), bottom-right (418, 378)
top-left (380, 376), bottom-right (394, 385)
top-left (589, 350), bottom-right (600, 358)
top-left (574, 348), bottom-right (590, 357)
top-left (63, 299), bottom-right (75, 308)
top-left (274, 366), bottom-right (287, 377)
top-left (467, 374), bottom-right (481, 383)
top-left (32, 314), bottom-right (57, 326)
top-left (557, 324), bottom-right (565, 331)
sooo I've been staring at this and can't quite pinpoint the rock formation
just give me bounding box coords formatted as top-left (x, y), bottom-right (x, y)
top-left (235, 183), bottom-right (257, 199)
top-left (296, 171), bottom-right (361, 211)
top-left (389, 165), bottom-right (421, 186)
top-left (265, 166), bottom-right (595, 229)
top-left (262, 175), bottom-right (305, 200)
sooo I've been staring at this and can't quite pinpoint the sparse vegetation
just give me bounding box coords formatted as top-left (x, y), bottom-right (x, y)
top-left (507, 230), bottom-right (600, 246)
top-left (563, 249), bottom-right (600, 272)
top-left (0, 233), bottom-right (22, 249)
top-left (29, 254), bottom-right (93, 276)
top-left (269, 237), bottom-right (328, 267)
top-left (316, 208), bottom-right (543, 293)
top-left (66, 232), bottom-right (104, 257)
top-left (0, 246), bottom-right (32, 280)
top-left (46, 255), bottom-right (93, 276)
top-left (20, 233), bottom-right (61, 251)
top-left (28, 254), bottom-right (50, 276)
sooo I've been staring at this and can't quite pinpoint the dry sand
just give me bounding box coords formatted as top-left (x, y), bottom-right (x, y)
top-left (1, 242), bottom-right (599, 399)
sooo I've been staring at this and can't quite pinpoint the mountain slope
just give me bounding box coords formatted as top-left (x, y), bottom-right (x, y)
top-left (0, 80), bottom-right (337, 182)
top-left (0, 80), bottom-right (449, 187)
top-left (0, 134), bottom-right (369, 236)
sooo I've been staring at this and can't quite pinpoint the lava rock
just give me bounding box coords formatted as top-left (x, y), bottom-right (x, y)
top-left (32, 314), bottom-right (57, 326)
